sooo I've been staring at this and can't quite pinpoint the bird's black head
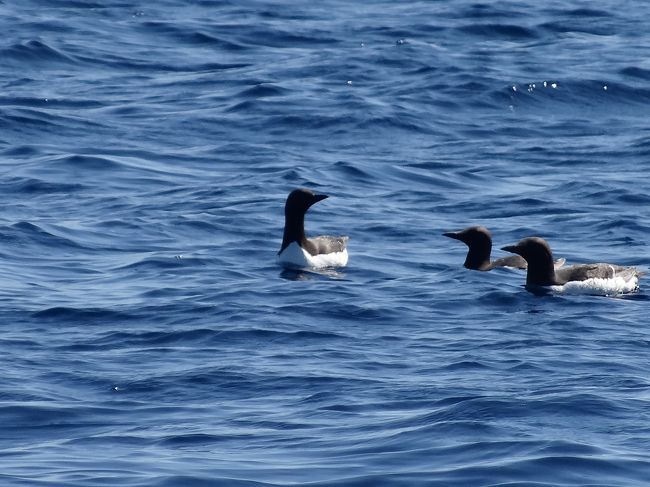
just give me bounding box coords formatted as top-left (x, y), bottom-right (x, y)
top-left (443, 226), bottom-right (492, 247)
top-left (502, 237), bottom-right (556, 285)
top-left (285, 188), bottom-right (328, 217)
top-left (501, 236), bottom-right (553, 262)
top-left (443, 226), bottom-right (493, 270)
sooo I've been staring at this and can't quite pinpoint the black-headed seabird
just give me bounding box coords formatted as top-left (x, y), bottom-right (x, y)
top-left (278, 188), bottom-right (349, 269)
top-left (502, 236), bottom-right (641, 294)
top-left (443, 226), bottom-right (565, 271)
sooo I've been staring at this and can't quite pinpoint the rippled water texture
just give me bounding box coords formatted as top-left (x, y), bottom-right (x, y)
top-left (1, 1), bottom-right (650, 485)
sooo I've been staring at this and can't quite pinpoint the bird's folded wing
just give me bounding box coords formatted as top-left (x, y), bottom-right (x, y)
top-left (308, 235), bottom-right (349, 255)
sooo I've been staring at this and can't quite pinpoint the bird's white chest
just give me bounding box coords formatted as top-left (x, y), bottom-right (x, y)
top-left (278, 242), bottom-right (348, 269)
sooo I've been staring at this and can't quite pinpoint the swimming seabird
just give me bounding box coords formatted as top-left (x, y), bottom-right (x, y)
top-left (502, 236), bottom-right (641, 294)
top-left (278, 188), bottom-right (349, 269)
top-left (443, 226), bottom-right (566, 271)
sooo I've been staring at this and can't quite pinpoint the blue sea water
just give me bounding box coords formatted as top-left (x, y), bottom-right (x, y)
top-left (1, 0), bottom-right (650, 485)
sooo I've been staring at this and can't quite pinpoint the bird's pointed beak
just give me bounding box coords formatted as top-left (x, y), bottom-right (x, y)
top-left (443, 231), bottom-right (461, 241)
top-left (312, 194), bottom-right (329, 204)
top-left (501, 244), bottom-right (519, 254)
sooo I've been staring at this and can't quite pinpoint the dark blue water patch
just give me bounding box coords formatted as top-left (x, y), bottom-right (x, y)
top-left (539, 20), bottom-right (618, 36)
top-left (0, 403), bottom-right (119, 433)
top-left (456, 23), bottom-right (539, 40)
top-left (475, 289), bottom-right (526, 308)
top-left (563, 7), bottom-right (613, 18)
top-left (0, 145), bottom-right (41, 157)
top-left (222, 26), bottom-right (342, 49)
top-left (191, 0), bottom-right (239, 6)
top-left (254, 4), bottom-right (325, 21)
top-left (88, 327), bottom-right (348, 349)
top-left (457, 3), bottom-right (529, 20)
top-left (328, 160), bottom-right (376, 186)
top-left (0, 96), bottom-right (104, 109)
top-left (114, 366), bottom-right (383, 404)
top-left (42, 154), bottom-right (176, 180)
top-left (23, 0), bottom-right (109, 7)
top-left (616, 192), bottom-right (650, 206)
top-left (1, 177), bottom-right (86, 194)
top-left (238, 83), bottom-right (290, 99)
top-left (347, 25), bottom-right (418, 42)
top-left (116, 255), bottom-right (200, 271)
top-left (441, 196), bottom-right (579, 220)
top-left (538, 6), bottom-right (622, 35)
top-left (31, 306), bottom-right (137, 322)
top-left (156, 432), bottom-right (256, 448)
top-left (94, 219), bottom-right (145, 231)
top-left (264, 113), bottom-right (351, 132)
top-left (590, 216), bottom-right (650, 233)
top-left (0, 108), bottom-right (106, 139)
top-left (70, 50), bottom-right (250, 73)
top-left (0, 39), bottom-right (78, 66)
top-left (278, 268), bottom-right (349, 282)
top-left (442, 360), bottom-right (493, 371)
top-left (225, 99), bottom-right (271, 114)
top-left (20, 19), bottom-right (78, 35)
top-left (1, 221), bottom-right (85, 250)
top-left (620, 66), bottom-right (650, 80)
top-left (152, 477), bottom-right (273, 487)
top-left (141, 22), bottom-right (251, 51)
top-left (398, 455), bottom-right (650, 487)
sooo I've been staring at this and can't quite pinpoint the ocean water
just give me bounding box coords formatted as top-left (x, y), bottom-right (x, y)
top-left (1, 0), bottom-right (650, 485)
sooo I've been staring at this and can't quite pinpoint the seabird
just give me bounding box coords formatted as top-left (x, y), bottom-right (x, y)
top-left (278, 188), bottom-right (349, 269)
top-left (502, 236), bottom-right (641, 295)
top-left (443, 226), bottom-right (564, 271)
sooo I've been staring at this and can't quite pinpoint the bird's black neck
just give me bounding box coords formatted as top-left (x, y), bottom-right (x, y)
top-left (464, 242), bottom-right (491, 270)
top-left (280, 212), bottom-right (307, 254)
top-left (526, 256), bottom-right (557, 286)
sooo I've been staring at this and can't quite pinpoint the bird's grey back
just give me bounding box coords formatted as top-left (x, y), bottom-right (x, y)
top-left (490, 254), bottom-right (528, 270)
top-left (555, 263), bottom-right (637, 284)
top-left (307, 235), bottom-right (349, 255)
